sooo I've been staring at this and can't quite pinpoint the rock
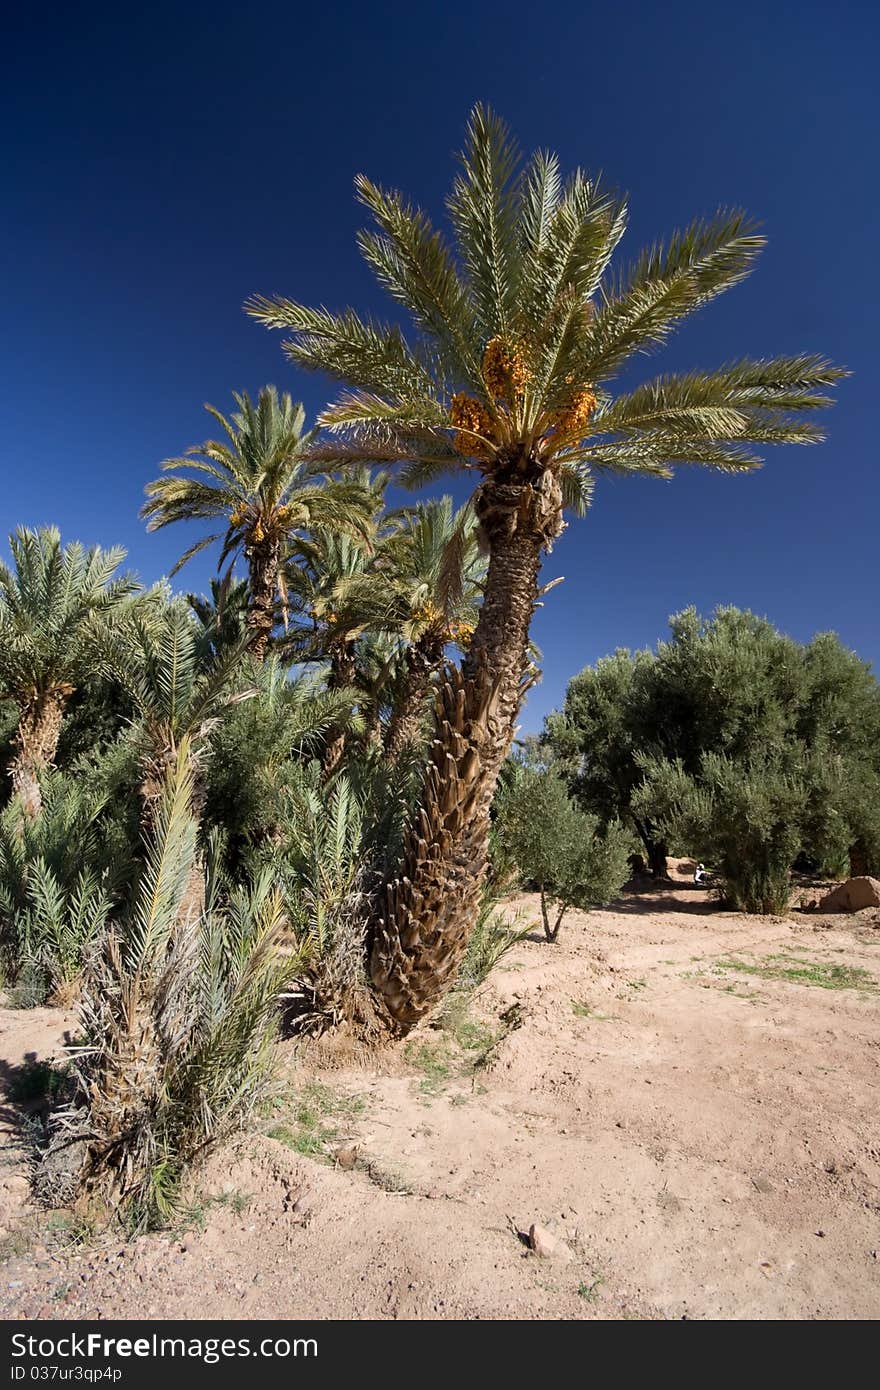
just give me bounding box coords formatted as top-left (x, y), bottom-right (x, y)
top-left (818, 877), bottom-right (880, 913)
top-left (528, 1223), bottom-right (574, 1262)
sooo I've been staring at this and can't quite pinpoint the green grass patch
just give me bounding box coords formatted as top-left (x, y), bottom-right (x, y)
top-left (578, 1275), bottom-right (605, 1303)
top-left (175, 1189), bottom-right (253, 1232)
top-left (265, 1082), bottom-right (367, 1159)
top-left (406, 1002), bottom-right (508, 1097)
top-left (715, 954), bottom-right (876, 992)
top-left (571, 1001), bottom-right (615, 1020)
top-left (404, 1040), bottom-right (454, 1096)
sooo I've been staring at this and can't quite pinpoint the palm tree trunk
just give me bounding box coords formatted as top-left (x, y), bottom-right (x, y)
top-left (384, 644), bottom-right (436, 764)
top-left (322, 641), bottom-right (357, 778)
top-left (9, 690), bottom-right (70, 819)
top-left (246, 541), bottom-right (280, 661)
top-left (848, 839), bottom-right (869, 878)
top-left (370, 474), bottom-right (562, 1032)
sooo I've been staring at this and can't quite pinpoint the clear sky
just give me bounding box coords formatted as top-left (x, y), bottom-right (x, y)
top-left (3, 0), bottom-right (877, 731)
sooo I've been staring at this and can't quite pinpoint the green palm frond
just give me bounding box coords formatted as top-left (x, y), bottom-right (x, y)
top-left (446, 103), bottom-right (521, 341)
top-left (127, 739), bottom-right (198, 970)
top-left (354, 175), bottom-right (479, 385)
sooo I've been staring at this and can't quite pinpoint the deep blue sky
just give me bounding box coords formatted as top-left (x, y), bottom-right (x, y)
top-left (3, 1), bottom-right (877, 730)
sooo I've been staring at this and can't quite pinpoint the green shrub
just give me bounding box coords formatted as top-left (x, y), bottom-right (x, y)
top-left (635, 751), bottom-right (814, 914)
top-left (495, 768), bottom-right (632, 941)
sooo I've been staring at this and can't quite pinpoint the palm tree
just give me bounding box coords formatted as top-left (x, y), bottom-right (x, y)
top-left (187, 573), bottom-right (251, 660)
top-left (142, 386), bottom-right (374, 660)
top-left (282, 469), bottom-right (388, 772)
top-left (248, 105), bottom-right (845, 1031)
top-left (101, 598), bottom-right (256, 916)
top-left (377, 497), bottom-right (485, 762)
top-left (101, 599), bottom-right (254, 828)
top-left (0, 528), bottom-right (135, 817)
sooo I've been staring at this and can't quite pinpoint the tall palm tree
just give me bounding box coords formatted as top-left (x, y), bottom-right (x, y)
top-left (142, 386), bottom-right (374, 660)
top-left (248, 105), bottom-right (845, 1031)
top-left (0, 528), bottom-right (135, 817)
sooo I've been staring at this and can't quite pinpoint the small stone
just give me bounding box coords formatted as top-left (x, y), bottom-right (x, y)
top-left (528, 1223), bottom-right (574, 1262)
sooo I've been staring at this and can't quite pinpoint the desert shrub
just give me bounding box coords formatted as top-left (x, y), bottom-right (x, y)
top-left (42, 742), bottom-right (296, 1225)
top-left (635, 751), bottom-right (816, 914)
top-left (494, 767), bottom-right (632, 941)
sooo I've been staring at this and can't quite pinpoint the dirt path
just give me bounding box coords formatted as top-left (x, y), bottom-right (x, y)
top-left (2, 877), bottom-right (879, 1320)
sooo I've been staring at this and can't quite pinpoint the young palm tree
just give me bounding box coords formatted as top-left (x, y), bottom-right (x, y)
top-left (101, 599), bottom-right (254, 827)
top-left (101, 598), bottom-right (257, 916)
top-left (66, 741), bottom-right (295, 1219)
top-left (188, 573), bottom-right (251, 660)
top-left (282, 469), bottom-right (388, 772)
top-left (248, 105), bottom-right (845, 1031)
top-left (377, 497), bottom-right (485, 762)
top-left (0, 528), bottom-right (135, 817)
top-left (142, 387), bottom-right (374, 659)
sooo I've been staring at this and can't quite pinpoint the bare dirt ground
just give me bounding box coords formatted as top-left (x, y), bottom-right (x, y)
top-left (2, 865), bottom-right (879, 1321)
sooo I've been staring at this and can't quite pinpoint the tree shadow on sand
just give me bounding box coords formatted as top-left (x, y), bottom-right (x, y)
top-left (596, 879), bottom-right (727, 917)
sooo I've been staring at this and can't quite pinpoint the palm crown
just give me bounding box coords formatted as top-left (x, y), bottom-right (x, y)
top-left (0, 527), bottom-right (136, 816)
top-left (0, 527), bottom-right (133, 702)
top-left (247, 105), bottom-right (844, 524)
top-left (142, 386), bottom-right (377, 658)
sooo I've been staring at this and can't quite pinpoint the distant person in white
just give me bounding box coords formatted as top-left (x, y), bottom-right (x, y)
top-left (694, 863), bottom-right (707, 884)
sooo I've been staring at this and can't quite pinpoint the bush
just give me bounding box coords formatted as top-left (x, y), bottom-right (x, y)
top-left (280, 771), bottom-right (372, 1031)
top-left (494, 767), bottom-right (632, 940)
top-left (546, 608), bottom-right (880, 881)
top-left (635, 751), bottom-right (816, 914)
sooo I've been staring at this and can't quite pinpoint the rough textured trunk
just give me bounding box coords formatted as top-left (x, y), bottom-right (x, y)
top-left (370, 470), bottom-right (563, 1032)
top-left (648, 838), bottom-right (671, 881)
top-left (322, 641), bottom-right (357, 778)
top-left (848, 840), bottom-right (869, 878)
top-left (364, 705), bottom-right (384, 753)
top-left (539, 890), bottom-right (565, 942)
top-left (632, 814), bottom-right (670, 880)
top-left (246, 540), bottom-right (281, 661)
top-left (9, 690), bottom-right (70, 819)
top-left (384, 642), bottom-right (440, 764)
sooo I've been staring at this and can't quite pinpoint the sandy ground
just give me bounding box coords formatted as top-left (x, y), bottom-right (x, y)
top-left (1, 869), bottom-right (879, 1321)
